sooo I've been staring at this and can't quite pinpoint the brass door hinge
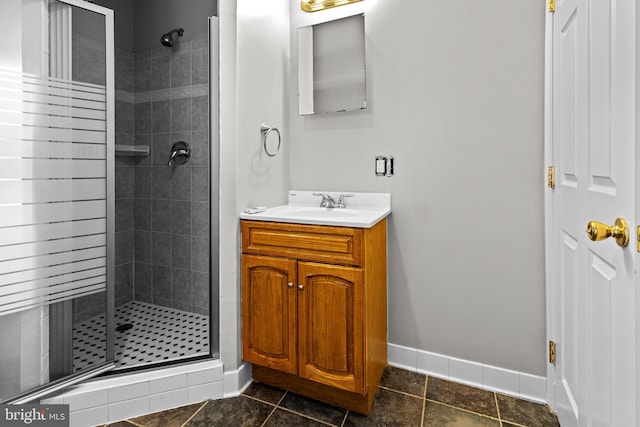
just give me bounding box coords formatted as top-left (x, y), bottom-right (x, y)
top-left (549, 340), bottom-right (556, 364)
top-left (548, 0), bottom-right (555, 13)
top-left (547, 166), bottom-right (556, 189)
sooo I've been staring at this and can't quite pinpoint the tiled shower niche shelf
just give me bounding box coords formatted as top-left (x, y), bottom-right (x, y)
top-left (115, 144), bottom-right (150, 157)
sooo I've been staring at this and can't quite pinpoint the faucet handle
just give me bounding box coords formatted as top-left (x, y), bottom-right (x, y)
top-left (337, 193), bottom-right (354, 208)
top-left (313, 192), bottom-right (337, 208)
top-left (167, 141), bottom-right (191, 166)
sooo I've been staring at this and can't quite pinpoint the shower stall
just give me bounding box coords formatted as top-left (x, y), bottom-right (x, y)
top-left (0, 0), bottom-right (219, 403)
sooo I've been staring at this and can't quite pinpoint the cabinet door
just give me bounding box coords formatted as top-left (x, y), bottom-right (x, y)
top-left (242, 254), bottom-right (297, 374)
top-left (298, 262), bottom-right (365, 394)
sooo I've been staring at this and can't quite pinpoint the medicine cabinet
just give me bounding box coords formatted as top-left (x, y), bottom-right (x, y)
top-left (297, 14), bottom-right (366, 115)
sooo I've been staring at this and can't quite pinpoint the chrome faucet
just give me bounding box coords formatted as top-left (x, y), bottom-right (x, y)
top-left (336, 194), bottom-right (353, 208)
top-left (313, 193), bottom-right (354, 208)
top-left (315, 193), bottom-right (337, 208)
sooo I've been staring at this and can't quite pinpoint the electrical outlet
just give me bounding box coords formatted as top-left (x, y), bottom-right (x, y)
top-left (375, 156), bottom-right (386, 176)
top-left (375, 156), bottom-right (394, 177)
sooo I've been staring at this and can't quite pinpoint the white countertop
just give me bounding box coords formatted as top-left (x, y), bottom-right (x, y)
top-left (239, 190), bottom-right (391, 228)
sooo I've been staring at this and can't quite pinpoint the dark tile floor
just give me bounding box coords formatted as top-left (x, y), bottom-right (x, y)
top-left (107, 366), bottom-right (560, 427)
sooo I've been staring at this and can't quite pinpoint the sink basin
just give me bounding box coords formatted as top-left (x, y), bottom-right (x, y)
top-left (239, 191), bottom-right (391, 228)
top-left (283, 207), bottom-right (361, 219)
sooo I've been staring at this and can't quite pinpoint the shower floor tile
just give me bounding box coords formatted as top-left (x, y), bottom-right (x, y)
top-left (73, 301), bottom-right (209, 371)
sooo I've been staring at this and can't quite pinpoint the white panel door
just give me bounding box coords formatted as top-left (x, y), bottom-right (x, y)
top-left (548, 0), bottom-right (637, 426)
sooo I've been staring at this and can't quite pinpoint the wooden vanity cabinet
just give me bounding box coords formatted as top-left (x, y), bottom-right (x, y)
top-left (241, 254), bottom-right (298, 375)
top-left (241, 219), bottom-right (387, 415)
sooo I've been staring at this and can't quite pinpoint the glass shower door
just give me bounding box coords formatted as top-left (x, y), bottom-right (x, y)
top-left (0, 0), bottom-right (115, 403)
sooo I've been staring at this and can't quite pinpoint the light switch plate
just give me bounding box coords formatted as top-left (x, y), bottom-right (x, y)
top-left (385, 156), bottom-right (394, 177)
top-left (376, 155), bottom-right (394, 177)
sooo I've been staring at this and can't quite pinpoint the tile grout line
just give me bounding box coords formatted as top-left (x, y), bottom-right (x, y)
top-left (180, 400), bottom-right (209, 427)
top-left (253, 389), bottom-right (345, 427)
top-left (242, 394), bottom-right (281, 408)
top-left (340, 410), bottom-right (349, 427)
top-left (258, 405), bottom-right (277, 427)
top-left (494, 392), bottom-right (504, 427)
top-left (425, 399), bottom-right (502, 424)
top-left (378, 385), bottom-right (424, 400)
top-left (256, 391), bottom-right (289, 427)
top-left (420, 375), bottom-right (429, 427)
top-left (259, 390), bottom-right (288, 427)
top-left (275, 390), bottom-right (288, 407)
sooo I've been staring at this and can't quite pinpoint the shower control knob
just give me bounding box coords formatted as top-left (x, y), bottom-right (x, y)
top-left (167, 141), bottom-right (191, 166)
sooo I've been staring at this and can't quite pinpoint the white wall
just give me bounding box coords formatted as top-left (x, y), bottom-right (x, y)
top-left (235, 0), bottom-right (290, 210)
top-left (218, 0), bottom-right (290, 371)
top-left (289, 0), bottom-right (546, 376)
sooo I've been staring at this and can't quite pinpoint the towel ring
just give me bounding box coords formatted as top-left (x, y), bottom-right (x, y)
top-left (261, 123), bottom-right (281, 157)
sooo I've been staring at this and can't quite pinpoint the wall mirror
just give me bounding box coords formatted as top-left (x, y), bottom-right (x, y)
top-left (298, 13), bottom-right (366, 115)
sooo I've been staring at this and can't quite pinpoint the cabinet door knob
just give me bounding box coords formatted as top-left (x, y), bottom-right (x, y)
top-left (288, 282), bottom-right (294, 288)
top-left (298, 284), bottom-right (304, 290)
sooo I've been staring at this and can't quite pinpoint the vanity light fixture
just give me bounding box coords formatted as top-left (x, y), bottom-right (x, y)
top-left (301, 0), bottom-right (364, 13)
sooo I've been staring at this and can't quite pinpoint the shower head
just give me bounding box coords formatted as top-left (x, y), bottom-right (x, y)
top-left (160, 28), bottom-right (184, 47)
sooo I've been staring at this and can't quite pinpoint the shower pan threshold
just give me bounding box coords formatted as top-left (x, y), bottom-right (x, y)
top-left (73, 301), bottom-right (210, 371)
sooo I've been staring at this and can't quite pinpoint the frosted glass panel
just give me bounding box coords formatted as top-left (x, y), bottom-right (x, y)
top-left (0, 70), bottom-right (107, 317)
top-left (0, 180), bottom-right (106, 204)
top-left (0, 0), bottom-right (114, 402)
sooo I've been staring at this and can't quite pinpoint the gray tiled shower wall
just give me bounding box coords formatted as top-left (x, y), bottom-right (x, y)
top-left (114, 37), bottom-right (210, 316)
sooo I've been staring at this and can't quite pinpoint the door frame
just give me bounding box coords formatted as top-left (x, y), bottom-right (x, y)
top-left (58, 0), bottom-right (116, 371)
top-left (543, 0), bottom-right (555, 410)
top-left (635, 4), bottom-right (640, 423)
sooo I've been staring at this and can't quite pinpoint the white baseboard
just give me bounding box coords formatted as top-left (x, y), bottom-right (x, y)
top-left (223, 362), bottom-right (252, 398)
top-left (47, 347), bottom-right (544, 426)
top-left (388, 343), bottom-right (547, 404)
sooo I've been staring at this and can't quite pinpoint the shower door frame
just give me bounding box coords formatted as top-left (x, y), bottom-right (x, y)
top-left (3, 0), bottom-right (116, 404)
top-left (103, 14), bottom-right (220, 375)
top-left (208, 14), bottom-right (220, 362)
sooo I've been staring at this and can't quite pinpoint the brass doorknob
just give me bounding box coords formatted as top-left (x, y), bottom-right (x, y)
top-left (586, 217), bottom-right (629, 247)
